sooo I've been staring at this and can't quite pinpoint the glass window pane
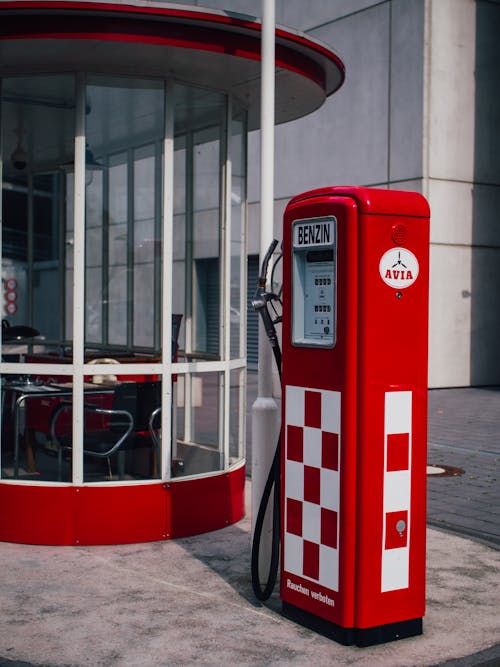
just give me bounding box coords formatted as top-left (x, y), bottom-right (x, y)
top-left (84, 76), bottom-right (164, 355)
top-left (173, 85), bottom-right (225, 361)
top-left (82, 378), bottom-right (162, 483)
top-left (134, 148), bottom-right (156, 221)
top-left (107, 155), bottom-right (128, 346)
top-left (172, 136), bottom-right (186, 356)
top-left (230, 109), bottom-right (247, 358)
top-left (1, 76), bottom-right (248, 490)
top-left (133, 145), bottom-right (159, 349)
top-left (1, 75), bottom-right (74, 359)
top-left (1, 374), bottom-right (73, 482)
top-left (86, 170), bottom-right (103, 343)
top-left (175, 371), bottom-right (223, 476)
top-left (133, 263), bottom-right (154, 347)
top-left (229, 368), bottom-right (245, 466)
top-left (170, 88), bottom-right (230, 478)
top-left (195, 257), bottom-right (219, 355)
top-left (0, 373), bottom-right (163, 484)
top-left (193, 128), bottom-right (222, 357)
top-left (108, 159), bottom-right (127, 230)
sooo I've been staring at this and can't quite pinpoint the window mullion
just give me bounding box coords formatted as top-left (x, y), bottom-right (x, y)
top-left (127, 148), bottom-right (134, 348)
top-left (222, 95), bottom-right (232, 469)
top-left (72, 72), bottom-right (87, 485)
top-left (161, 79), bottom-right (174, 481)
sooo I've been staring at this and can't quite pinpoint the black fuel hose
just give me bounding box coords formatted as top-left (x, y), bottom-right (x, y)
top-left (251, 431), bottom-right (281, 600)
top-left (251, 240), bottom-right (283, 600)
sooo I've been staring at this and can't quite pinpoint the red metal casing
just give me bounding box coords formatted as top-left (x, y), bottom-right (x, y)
top-left (280, 186), bottom-right (429, 645)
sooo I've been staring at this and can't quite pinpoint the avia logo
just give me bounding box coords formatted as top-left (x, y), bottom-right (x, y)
top-left (384, 253), bottom-right (414, 280)
top-left (385, 268), bottom-right (415, 280)
top-left (379, 248), bottom-right (419, 289)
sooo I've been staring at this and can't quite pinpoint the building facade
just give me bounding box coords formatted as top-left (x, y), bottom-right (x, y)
top-left (190, 0), bottom-right (499, 388)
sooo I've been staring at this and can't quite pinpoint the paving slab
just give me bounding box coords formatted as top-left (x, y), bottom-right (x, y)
top-left (1, 384), bottom-right (499, 665)
top-left (427, 387), bottom-right (500, 547)
top-left (0, 482), bottom-right (499, 667)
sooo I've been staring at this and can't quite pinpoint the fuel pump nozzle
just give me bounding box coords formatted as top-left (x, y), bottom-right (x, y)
top-left (251, 239), bottom-right (282, 378)
top-left (251, 239), bottom-right (283, 601)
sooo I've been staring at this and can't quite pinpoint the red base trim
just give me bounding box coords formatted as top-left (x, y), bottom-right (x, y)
top-left (0, 464), bottom-right (245, 545)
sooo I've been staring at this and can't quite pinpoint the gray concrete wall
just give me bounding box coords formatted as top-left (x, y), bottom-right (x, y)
top-left (157, 0), bottom-right (500, 387)
top-left (424, 0), bottom-right (500, 386)
top-left (247, 0), bottom-right (425, 255)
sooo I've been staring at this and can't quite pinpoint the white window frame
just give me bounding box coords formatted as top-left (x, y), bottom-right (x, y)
top-left (0, 74), bottom-right (247, 485)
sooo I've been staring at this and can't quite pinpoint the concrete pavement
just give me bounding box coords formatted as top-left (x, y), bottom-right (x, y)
top-left (0, 384), bottom-right (499, 666)
top-left (0, 482), bottom-right (499, 667)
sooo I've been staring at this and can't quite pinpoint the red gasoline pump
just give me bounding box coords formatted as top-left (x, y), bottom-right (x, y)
top-left (252, 186), bottom-right (430, 647)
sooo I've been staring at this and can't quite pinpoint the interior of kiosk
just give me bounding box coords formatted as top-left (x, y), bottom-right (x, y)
top-left (0, 2), bottom-right (343, 545)
top-left (1, 75), bottom-right (247, 487)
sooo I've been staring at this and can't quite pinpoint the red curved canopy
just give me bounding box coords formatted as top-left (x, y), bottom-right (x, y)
top-left (0, 1), bottom-right (345, 128)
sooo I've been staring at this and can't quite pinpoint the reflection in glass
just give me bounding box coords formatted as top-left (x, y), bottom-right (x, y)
top-left (174, 371), bottom-right (223, 476)
top-left (229, 368), bottom-right (245, 465)
top-left (133, 145), bottom-right (160, 348)
top-left (193, 127), bottom-right (222, 356)
top-left (78, 378), bottom-right (163, 483)
top-left (86, 170), bottom-right (104, 343)
top-left (172, 135), bottom-right (187, 354)
top-left (230, 108), bottom-right (247, 359)
top-left (84, 76), bottom-right (164, 353)
top-left (107, 154), bottom-right (128, 347)
top-left (172, 85), bottom-right (226, 362)
top-left (1, 75), bottom-right (74, 359)
top-left (0, 374), bottom-right (164, 483)
top-left (1, 74), bottom-right (246, 485)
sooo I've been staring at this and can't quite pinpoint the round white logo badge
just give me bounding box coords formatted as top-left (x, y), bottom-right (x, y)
top-left (379, 248), bottom-right (419, 289)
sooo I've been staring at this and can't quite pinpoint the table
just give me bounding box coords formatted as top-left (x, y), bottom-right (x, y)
top-left (3, 381), bottom-right (114, 479)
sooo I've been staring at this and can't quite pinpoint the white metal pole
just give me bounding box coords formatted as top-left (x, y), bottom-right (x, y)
top-left (251, 0), bottom-right (280, 583)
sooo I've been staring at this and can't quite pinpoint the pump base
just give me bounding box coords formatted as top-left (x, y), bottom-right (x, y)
top-left (282, 602), bottom-right (423, 647)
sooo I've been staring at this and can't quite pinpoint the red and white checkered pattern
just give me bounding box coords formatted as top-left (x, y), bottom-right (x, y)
top-left (283, 385), bottom-right (341, 592)
top-left (382, 390), bottom-right (412, 592)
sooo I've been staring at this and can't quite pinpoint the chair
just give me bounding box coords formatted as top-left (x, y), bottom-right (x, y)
top-left (49, 381), bottom-right (161, 481)
top-left (148, 406), bottom-right (184, 477)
